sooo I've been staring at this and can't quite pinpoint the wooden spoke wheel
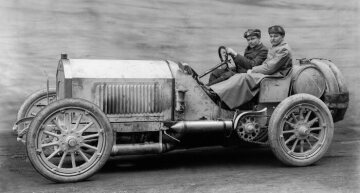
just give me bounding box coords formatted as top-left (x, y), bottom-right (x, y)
top-left (26, 98), bottom-right (113, 182)
top-left (15, 88), bottom-right (56, 134)
top-left (268, 94), bottom-right (334, 166)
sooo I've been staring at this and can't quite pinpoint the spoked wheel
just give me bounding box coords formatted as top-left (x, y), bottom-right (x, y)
top-left (15, 88), bottom-right (56, 134)
top-left (26, 98), bottom-right (113, 182)
top-left (268, 94), bottom-right (334, 166)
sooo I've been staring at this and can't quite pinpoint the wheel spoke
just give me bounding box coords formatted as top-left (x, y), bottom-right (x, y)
top-left (52, 119), bottom-right (66, 134)
top-left (307, 117), bottom-right (319, 127)
top-left (305, 138), bottom-right (313, 148)
top-left (282, 129), bottom-right (296, 134)
top-left (71, 152), bottom-right (76, 168)
top-left (299, 107), bottom-right (305, 120)
top-left (41, 141), bottom-right (59, 148)
top-left (291, 139), bottom-right (299, 153)
top-left (64, 112), bottom-right (71, 131)
top-left (309, 127), bottom-right (323, 132)
top-left (284, 121), bottom-right (296, 129)
top-left (83, 133), bottom-right (100, 140)
top-left (77, 149), bottom-right (89, 162)
top-left (304, 111), bottom-right (312, 122)
top-left (291, 113), bottom-right (298, 123)
top-left (73, 113), bottom-right (83, 131)
top-left (81, 143), bottom-right (98, 151)
top-left (285, 134), bottom-right (296, 145)
top-left (46, 148), bottom-right (61, 160)
top-left (300, 140), bottom-right (304, 153)
top-left (43, 130), bottom-right (60, 138)
top-left (77, 122), bottom-right (94, 134)
top-left (58, 151), bottom-right (68, 168)
top-left (309, 133), bottom-right (319, 141)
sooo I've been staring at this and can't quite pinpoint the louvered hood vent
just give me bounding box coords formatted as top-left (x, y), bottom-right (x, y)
top-left (96, 83), bottom-right (162, 115)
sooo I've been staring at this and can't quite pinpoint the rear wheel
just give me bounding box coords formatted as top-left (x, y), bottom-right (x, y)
top-left (26, 98), bottom-right (113, 182)
top-left (268, 94), bottom-right (334, 166)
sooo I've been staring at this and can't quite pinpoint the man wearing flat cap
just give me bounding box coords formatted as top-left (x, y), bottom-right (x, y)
top-left (208, 29), bottom-right (268, 85)
top-left (250, 25), bottom-right (292, 76)
top-left (209, 25), bottom-right (293, 109)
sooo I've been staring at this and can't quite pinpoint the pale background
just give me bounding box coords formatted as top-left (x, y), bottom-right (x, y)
top-left (0, 0), bottom-right (359, 192)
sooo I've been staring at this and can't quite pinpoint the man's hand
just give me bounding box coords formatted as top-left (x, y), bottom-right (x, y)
top-left (226, 47), bottom-right (237, 57)
top-left (180, 62), bottom-right (192, 74)
top-left (247, 69), bottom-right (252, 74)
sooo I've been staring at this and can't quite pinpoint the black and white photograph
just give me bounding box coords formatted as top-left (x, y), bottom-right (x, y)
top-left (0, 0), bottom-right (359, 192)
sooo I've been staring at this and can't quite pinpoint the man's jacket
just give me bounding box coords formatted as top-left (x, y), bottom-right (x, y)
top-left (233, 43), bottom-right (268, 72)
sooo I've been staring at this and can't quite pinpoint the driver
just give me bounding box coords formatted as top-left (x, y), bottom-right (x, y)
top-left (208, 29), bottom-right (268, 85)
top-left (209, 25), bottom-right (293, 109)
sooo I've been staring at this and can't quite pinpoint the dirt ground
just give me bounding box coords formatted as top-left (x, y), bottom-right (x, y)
top-left (0, 0), bottom-right (359, 192)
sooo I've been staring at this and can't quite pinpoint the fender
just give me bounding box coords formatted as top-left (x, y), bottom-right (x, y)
top-left (13, 116), bottom-right (35, 143)
top-left (233, 108), bottom-right (267, 129)
top-left (310, 59), bottom-right (349, 122)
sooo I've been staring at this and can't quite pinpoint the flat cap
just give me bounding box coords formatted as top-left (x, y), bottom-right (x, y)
top-left (243, 29), bottom-right (261, 38)
top-left (268, 25), bottom-right (285, 36)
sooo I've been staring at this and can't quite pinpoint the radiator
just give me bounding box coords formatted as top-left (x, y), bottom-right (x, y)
top-left (96, 83), bottom-right (162, 115)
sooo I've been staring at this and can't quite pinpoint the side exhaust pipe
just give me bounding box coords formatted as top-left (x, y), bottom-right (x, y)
top-left (111, 143), bottom-right (162, 155)
top-left (170, 120), bottom-right (233, 133)
top-left (111, 143), bottom-right (176, 156)
top-left (110, 120), bottom-right (234, 156)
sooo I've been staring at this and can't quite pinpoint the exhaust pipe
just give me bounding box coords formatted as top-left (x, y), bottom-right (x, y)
top-left (110, 120), bottom-right (233, 156)
top-left (170, 120), bottom-right (233, 133)
top-left (111, 143), bottom-right (176, 156)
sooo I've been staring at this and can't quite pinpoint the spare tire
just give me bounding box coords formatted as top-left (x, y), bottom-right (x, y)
top-left (292, 65), bottom-right (326, 98)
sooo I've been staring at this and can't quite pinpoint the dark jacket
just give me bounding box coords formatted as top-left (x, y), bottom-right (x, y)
top-left (232, 43), bottom-right (268, 71)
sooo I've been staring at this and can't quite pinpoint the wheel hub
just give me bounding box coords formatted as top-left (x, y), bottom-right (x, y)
top-left (67, 137), bottom-right (78, 147)
top-left (298, 125), bottom-right (309, 135)
top-left (244, 123), bottom-right (256, 133)
top-left (59, 134), bottom-right (82, 151)
top-left (296, 124), bottom-right (309, 139)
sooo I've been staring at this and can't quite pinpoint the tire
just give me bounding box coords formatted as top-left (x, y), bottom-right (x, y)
top-left (268, 93), bottom-right (334, 166)
top-left (17, 88), bottom-right (57, 120)
top-left (15, 88), bottom-right (56, 134)
top-left (26, 98), bottom-right (114, 183)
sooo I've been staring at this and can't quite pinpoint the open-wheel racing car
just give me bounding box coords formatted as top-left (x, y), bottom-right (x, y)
top-left (12, 49), bottom-right (349, 182)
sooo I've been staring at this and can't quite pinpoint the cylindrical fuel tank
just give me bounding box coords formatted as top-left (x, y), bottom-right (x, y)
top-left (292, 65), bottom-right (326, 98)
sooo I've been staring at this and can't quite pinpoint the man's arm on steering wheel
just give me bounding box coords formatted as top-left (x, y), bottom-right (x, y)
top-left (226, 47), bottom-right (268, 69)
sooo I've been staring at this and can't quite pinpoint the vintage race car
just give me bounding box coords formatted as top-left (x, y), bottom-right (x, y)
top-left (13, 49), bottom-right (349, 183)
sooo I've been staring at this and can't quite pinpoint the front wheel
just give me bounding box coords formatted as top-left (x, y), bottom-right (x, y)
top-left (26, 98), bottom-right (114, 182)
top-left (14, 88), bottom-right (56, 135)
top-left (268, 93), bottom-right (334, 166)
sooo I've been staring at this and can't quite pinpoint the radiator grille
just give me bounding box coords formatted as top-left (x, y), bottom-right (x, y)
top-left (96, 83), bottom-right (161, 115)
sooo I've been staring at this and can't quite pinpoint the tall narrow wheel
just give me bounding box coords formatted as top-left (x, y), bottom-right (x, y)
top-left (15, 88), bottom-right (56, 134)
top-left (26, 98), bottom-right (113, 182)
top-left (17, 88), bottom-right (57, 120)
top-left (268, 94), bottom-right (334, 166)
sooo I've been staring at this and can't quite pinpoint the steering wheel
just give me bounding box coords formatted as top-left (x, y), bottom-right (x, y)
top-left (198, 46), bottom-right (231, 79)
top-left (218, 46), bottom-right (229, 63)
